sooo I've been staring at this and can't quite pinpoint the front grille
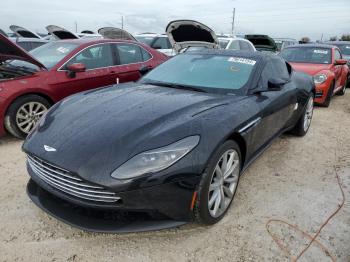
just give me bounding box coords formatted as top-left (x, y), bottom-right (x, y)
top-left (27, 155), bottom-right (120, 203)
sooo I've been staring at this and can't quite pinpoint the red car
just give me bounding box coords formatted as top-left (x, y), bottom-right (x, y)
top-left (281, 44), bottom-right (349, 107)
top-left (0, 34), bottom-right (167, 138)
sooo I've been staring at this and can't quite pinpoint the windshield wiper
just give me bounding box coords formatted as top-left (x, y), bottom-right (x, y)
top-left (143, 80), bottom-right (207, 93)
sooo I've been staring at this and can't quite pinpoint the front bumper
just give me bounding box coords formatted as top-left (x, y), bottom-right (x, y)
top-left (314, 81), bottom-right (331, 105)
top-left (27, 179), bottom-right (188, 233)
top-left (27, 159), bottom-right (201, 232)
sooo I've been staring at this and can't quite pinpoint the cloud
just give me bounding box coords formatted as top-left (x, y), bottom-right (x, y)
top-left (0, 0), bottom-right (349, 41)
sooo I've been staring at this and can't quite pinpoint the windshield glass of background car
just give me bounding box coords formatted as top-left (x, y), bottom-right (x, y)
top-left (135, 36), bottom-right (155, 46)
top-left (141, 54), bottom-right (256, 91)
top-left (281, 47), bottom-right (332, 64)
top-left (9, 42), bottom-right (79, 69)
top-left (337, 44), bottom-right (350, 55)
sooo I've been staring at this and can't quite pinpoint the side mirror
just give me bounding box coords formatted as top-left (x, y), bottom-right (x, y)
top-left (334, 59), bottom-right (347, 66)
top-left (267, 78), bottom-right (287, 91)
top-left (66, 63), bottom-right (86, 78)
top-left (139, 65), bottom-right (152, 76)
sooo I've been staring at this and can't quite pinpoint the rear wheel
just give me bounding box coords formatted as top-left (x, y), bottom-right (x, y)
top-left (5, 95), bottom-right (50, 139)
top-left (194, 140), bottom-right (241, 224)
top-left (290, 94), bottom-right (314, 137)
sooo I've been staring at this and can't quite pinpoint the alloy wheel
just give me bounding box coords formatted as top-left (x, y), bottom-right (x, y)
top-left (303, 97), bottom-right (313, 132)
top-left (16, 102), bottom-right (47, 134)
top-left (208, 149), bottom-right (240, 218)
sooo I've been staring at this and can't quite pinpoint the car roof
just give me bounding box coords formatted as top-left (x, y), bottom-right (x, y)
top-left (53, 38), bottom-right (142, 46)
top-left (284, 43), bottom-right (334, 49)
top-left (218, 37), bottom-right (247, 41)
top-left (135, 33), bottom-right (167, 37)
top-left (10, 37), bottom-right (48, 43)
top-left (274, 38), bottom-right (297, 41)
top-left (324, 41), bottom-right (350, 45)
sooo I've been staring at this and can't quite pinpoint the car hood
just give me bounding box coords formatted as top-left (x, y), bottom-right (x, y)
top-left (289, 62), bottom-right (331, 76)
top-left (9, 25), bottom-right (40, 39)
top-left (23, 84), bottom-right (235, 179)
top-left (245, 35), bottom-right (277, 52)
top-left (0, 33), bottom-right (46, 69)
top-left (98, 27), bottom-right (136, 41)
top-left (166, 20), bottom-right (219, 53)
top-left (46, 25), bottom-right (79, 40)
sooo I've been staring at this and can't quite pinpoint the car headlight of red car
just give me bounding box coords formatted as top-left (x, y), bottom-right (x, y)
top-left (313, 73), bottom-right (327, 84)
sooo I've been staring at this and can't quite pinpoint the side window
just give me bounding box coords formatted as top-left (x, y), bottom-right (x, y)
top-left (239, 41), bottom-right (252, 51)
top-left (260, 59), bottom-right (290, 87)
top-left (141, 48), bottom-right (152, 61)
top-left (334, 49), bottom-right (342, 61)
top-left (66, 44), bottom-right (113, 70)
top-left (228, 40), bottom-right (240, 50)
top-left (152, 37), bottom-right (170, 49)
top-left (117, 44), bottom-right (143, 64)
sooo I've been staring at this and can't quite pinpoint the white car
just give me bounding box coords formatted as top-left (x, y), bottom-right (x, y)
top-left (135, 33), bottom-right (174, 56)
top-left (218, 37), bottom-right (256, 51)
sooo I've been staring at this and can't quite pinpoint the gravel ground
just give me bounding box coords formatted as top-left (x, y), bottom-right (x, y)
top-left (0, 93), bottom-right (349, 262)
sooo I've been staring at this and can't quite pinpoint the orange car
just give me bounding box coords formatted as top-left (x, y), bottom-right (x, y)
top-left (281, 44), bottom-right (349, 107)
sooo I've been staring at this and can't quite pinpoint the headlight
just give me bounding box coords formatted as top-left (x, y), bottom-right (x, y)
top-left (111, 135), bottom-right (200, 179)
top-left (313, 74), bottom-right (327, 84)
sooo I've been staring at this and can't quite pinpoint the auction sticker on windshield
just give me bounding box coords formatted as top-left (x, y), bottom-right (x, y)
top-left (57, 47), bottom-right (70, 54)
top-left (228, 57), bottom-right (256, 65)
top-left (314, 49), bottom-right (328, 54)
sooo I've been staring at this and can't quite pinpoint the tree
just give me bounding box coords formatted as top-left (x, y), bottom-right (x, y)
top-left (340, 34), bottom-right (350, 41)
top-left (300, 37), bottom-right (311, 44)
top-left (329, 36), bottom-right (337, 41)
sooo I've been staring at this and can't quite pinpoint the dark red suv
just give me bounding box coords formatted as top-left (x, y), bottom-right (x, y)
top-left (0, 34), bottom-right (167, 138)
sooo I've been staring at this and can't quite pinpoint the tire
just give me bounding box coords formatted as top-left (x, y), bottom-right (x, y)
top-left (290, 94), bottom-right (314, 137)
top-left (337, 77), bottom-right (347, 96)
top-left (194, 140), bottom-right (241, 225)
top-left (4, 95), bottom-right (50, 139)
top-left (347, 75), bottom-right (350, 88)
top-left (322, 81), bottom-right (334, 107)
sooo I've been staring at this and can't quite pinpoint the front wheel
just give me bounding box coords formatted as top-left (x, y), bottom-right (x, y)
top-left (4, 95), bottom-right (50, 139)
top-left (290, 94), bottom-right (314, 137)
top-left (194, 140), bottom-right (241, 224)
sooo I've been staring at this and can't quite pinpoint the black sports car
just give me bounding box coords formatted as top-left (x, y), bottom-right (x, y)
top-left (23, 50), bottom-right (315, 233)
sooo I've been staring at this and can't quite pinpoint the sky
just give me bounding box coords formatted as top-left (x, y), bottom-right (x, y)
top-left (1, 0), bottom-right (349, 41)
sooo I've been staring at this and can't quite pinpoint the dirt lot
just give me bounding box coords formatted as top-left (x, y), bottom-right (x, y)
top-left (1, 93), bottom-right (349, 262)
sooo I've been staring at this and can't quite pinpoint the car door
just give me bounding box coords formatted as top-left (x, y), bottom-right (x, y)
top-left (333, 48), bottom-right (343, 89)
top-left (247, 58), bottom-right (298, 153)
top-left (113, 43), bottom-right (154, 83)
top-left (52, 43), bottom-right (116, 100)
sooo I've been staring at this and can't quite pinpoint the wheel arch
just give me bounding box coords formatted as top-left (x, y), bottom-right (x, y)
top-left (226, 132), bottom-right (247, 168)
top-left (5, 92), bottom-right (54, 116)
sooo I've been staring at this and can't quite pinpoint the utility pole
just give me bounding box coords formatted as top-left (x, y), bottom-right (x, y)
top-left (231, 8), bottom-right (235, 36)
top-left (121, 16), bottom-right (124, 29)
top-left (74, 21), bottom-right (78, 33)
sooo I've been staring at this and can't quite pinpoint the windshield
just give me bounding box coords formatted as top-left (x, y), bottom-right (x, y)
top-left (136, 36), bottom-right (155, 46)
top-left (8, 42), bottom-right (79, 69)
top-left (219, 40), bottom-right (229, 49)
top-left (334, 44), bottom-right (350, 55)
top-left (281, 47), bottom-right (332, 64)
top-left (140, 53), bottom-right (256, 92)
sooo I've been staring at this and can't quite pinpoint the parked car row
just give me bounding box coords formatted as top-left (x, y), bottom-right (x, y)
top-left (0, 19), bottom-right (349, 233)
